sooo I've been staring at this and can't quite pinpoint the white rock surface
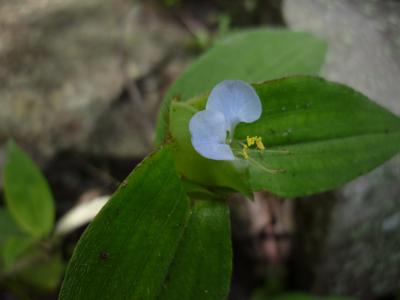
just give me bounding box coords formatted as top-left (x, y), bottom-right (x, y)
top-left (284, 0), bottom-right (400, 297)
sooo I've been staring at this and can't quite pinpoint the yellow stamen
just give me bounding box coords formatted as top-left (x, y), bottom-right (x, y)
top-left (242, 136), bottom-right (265, 159)
top-left (255, 137), bottom-right (265, 150)
top-left (242, 144), bottom-right (249, 159)
top-left (246, 136), bottom-right (255, 147)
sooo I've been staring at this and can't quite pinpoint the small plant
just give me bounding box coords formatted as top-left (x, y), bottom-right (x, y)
top-left (1, 141), bottom-right (63, 294)
top-left (58, 29), bottom-right (400, 299)
top-left (2, 29), bottom-right (399, 299)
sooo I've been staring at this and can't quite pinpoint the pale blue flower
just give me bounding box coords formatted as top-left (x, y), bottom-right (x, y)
top-left (189, 80), bottom-right (262, 161)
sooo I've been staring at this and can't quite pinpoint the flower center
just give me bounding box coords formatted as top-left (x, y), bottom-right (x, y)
top-left (241, 136), bottom-right (265, 160)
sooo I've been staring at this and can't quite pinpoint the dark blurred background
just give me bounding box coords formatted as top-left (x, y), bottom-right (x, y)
top-left (0, 0), bottom-right (400, 299)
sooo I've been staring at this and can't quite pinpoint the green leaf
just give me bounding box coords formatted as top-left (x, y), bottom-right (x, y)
top-left (3, 141), bottom-right (55, 237)
top-left (170, 77), bottom-right (400, 197)
top-left (1, 235), bottom-right (36, 272)
top-left (60, 147), bottom-right (233, 299)
top-left (0, 208), bottom-right (35, 272)
top-left (239, 77), bottom-right (400, 197)
top-left (59, 147), bottom-right (191, 300)
top-left (19, 254), bottom-right (64, 291)
top-left (159, 199), bottom-right (232, 300)
top-left (0, 208), bottom-right (23, 244)
top-left (155, 28), bottom-right (327, 145)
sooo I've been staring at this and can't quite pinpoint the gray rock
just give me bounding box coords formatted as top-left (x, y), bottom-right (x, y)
top-left (284, 0), bottom-right (400, 115)
top-left (284, 0), bottom-right (400, 297)
top-left (317, 156), bottom-right (400, 297)
top-left (0, 0), bottom-right (187, 159)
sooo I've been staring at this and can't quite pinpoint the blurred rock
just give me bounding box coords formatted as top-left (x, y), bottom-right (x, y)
top-left (317, 156), bottom-right (400, 297)
top-left (284, 0), bottom-right (400, 297)
top-left (0, 0), bottom-right (187, 160)
top-left (284, 0), bottom-right (400, 115)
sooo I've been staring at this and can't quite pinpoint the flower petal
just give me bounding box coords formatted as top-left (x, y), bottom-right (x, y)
top-left (191, 140), bottom-right (235, 161)
top-left (206, 80), bottom-right (262, 131)
top-left (189, 109), bottom-right (228, 143)
top-left (189, 110), bottom-right (234, 160)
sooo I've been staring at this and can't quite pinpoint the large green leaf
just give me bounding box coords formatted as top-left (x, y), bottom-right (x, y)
top-left (60, 147), bottom-right (232, 300)
top-left (170, 77), bottom-right (400, 197)
top-left (240, 77), bottom-right (400, 196)
top-left (59, 147), bottom-right (191, 299)
top-left (155, 29), bottom-right (327, 145)
top-left (159, 199), bottom-right (232, 300)
top-left (3, 141), bottom-right (55, 237)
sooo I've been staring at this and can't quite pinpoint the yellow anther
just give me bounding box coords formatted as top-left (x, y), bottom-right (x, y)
top-left (255, 137), bottom-right (265, 150)
top-left (246, 136), bottom-right (255, 147)
top-left (242, 136), bottom-right (265, 159)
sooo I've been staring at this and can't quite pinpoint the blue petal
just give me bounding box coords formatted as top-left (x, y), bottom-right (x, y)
top-left (189, 109), bottom-right (227, 143)
top-left (189, 110), bottom-right (235, 160)
top-left (206, 80), bottom-right (262, 132)
top-left (191, 140), bottom-right (235, 161)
